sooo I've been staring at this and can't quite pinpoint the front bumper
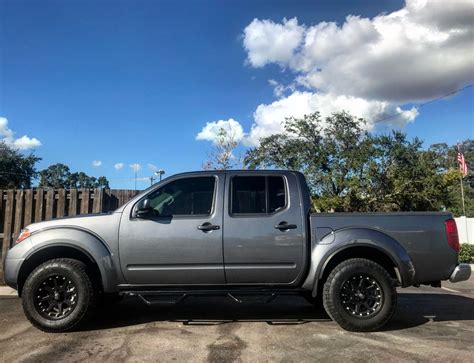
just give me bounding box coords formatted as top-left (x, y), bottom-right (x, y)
top-left (449, 263), bottom-right (472, 283)
top-left (3, 258), bottom-right (23, 290)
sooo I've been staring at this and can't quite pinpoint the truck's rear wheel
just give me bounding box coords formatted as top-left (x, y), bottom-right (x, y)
top-left (22, 258), bottom-right (93, 332)
top-left (323, 258), bottom-right (397, 332)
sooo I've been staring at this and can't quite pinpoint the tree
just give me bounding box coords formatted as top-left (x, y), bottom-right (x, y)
top-left (244, 111), bottom-right (469, 214)
top-left (428, 139), bottom-right (474, 217)
top-left (203, 127), bottom-right (241, 170)
top-left (39, 163), bottom-right (110, 189)
top-left (39, 163), bottom-right (71, 188)
top-left (245, 112), bottom-right (376, 211)
top-left (0, 141), bottom-right (41, 188)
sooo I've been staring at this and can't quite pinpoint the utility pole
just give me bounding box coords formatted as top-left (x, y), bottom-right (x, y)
top-left (149, 169), bottom-right (165, 186)
top-left (155, 169), bottom-right (165, 182)
top-left (134, 168), bottom-right (137, 190)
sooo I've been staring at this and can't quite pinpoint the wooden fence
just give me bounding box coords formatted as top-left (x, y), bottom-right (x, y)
top-left (0, 188), bottom-right (139, 281)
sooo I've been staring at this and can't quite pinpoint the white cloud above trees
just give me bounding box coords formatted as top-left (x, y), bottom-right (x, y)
top-left (196, 118), bottom-right (245, 144)
top-left (198, 0), bottom-right (473, 146)
top-left (0, 117), bottom-right (42, 150)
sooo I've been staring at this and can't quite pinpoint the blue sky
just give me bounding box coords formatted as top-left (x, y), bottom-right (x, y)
top-left (1, 0), bottom-right (473, 189)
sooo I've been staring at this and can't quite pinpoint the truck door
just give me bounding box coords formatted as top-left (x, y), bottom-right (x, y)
top-left (118, 173), bottom-right (225, 285)
top-left (223, 172), bottom-right (305, 285)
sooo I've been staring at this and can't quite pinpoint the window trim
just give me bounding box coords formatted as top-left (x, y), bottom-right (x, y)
top-left (132, 175), bottom-right (218, 220)
top-left (229, 174), bottom-right (288, 218)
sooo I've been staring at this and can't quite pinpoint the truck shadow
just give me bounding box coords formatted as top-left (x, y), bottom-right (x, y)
top-left (77, 292), bottom-right (474, 332)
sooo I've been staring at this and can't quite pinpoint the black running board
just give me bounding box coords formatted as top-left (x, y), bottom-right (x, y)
top-left (120, 288), bottom-right (305, 306)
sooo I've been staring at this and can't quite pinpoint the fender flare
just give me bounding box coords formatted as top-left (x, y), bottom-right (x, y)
top-left (23, 226), bottom-right (119, 292)
top-left (307, 228), bottom-right (416, 296)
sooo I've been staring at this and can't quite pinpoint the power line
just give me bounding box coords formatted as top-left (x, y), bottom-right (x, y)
top-left (373, 83), bottom-right (473, 124)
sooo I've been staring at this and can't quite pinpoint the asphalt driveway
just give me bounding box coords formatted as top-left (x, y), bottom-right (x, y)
top-left (0, 273), bottom-right (473, 362)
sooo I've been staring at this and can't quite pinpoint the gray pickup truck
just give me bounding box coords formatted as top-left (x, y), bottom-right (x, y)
top-left (4, 170), bottom-right (471, 332)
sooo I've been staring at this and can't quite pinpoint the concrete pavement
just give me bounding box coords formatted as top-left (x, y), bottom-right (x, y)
top-left (0, 276), bottom-right (473, 362)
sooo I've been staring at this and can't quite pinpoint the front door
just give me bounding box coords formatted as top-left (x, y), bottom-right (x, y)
top-left (119, 173), bottom-right (225, 285)
top-left (223, 172), bottom-right (305, 285)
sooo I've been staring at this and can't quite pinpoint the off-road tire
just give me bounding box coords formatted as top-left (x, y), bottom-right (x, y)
top-left (22, 258), bottom-right (94, 332)
top-left (323, 258), bottom-right (397, 332)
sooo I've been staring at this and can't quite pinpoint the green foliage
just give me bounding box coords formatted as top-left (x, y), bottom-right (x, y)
top-left (244, 112), bottom-right (472, 214)
top-left (458, 244), bottom-right (474, 263)
top-left (0, 142), bottom-right (41, 188)
top-left (39, 163), bottom-right (110, 189)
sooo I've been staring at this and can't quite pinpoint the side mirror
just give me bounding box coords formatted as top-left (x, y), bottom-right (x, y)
top-left (135, 198), bottom-right (153, 217)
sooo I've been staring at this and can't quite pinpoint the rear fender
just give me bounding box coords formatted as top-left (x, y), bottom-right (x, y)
top-left (302, 228), bottom-right (416, 296)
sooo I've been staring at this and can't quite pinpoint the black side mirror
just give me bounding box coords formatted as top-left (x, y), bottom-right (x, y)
top-left (135, 198), bottom-right (153, 217)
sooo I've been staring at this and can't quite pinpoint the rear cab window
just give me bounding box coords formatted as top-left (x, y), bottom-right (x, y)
top-left (230, 175), bottom-right (287, 216)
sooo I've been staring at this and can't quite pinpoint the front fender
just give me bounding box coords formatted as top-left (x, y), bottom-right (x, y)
top-left (26, 227), bottom-right (119, 292)
top-left (302, 228), bottom-right (416, 295)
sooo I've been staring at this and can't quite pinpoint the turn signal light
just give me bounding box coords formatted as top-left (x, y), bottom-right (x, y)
top-left (15, 229), bottom-right (31, 245)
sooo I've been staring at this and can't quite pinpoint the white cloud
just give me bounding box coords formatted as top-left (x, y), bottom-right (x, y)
top-left (244, 0), bottom-right (474, 103)
top-left (268, 79), bottom-right (296, 98)
top-left (92, 160), bottom-right (102, 167)
top-left (114, 162), bottom-right (124, 170)
top-left (243, 18), bottom-right (304, 68)
top-left (246, 91), bottom-right (418, 145)
top-left (147, 163), bottom-right (159, 172)
top-left (129, 163), bottom-right (141, 172)
top-left (198, 0), bottom-right (473, 147)
top-left (196, 118), bottom-right (245, 144)
top-left (0, 117), bottom-right (42, 150)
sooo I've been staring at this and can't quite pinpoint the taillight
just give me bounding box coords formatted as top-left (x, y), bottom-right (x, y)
top-left (444, 219), bottom-right (460, 253)
top-left (15, 228), bottom-right (31, 245)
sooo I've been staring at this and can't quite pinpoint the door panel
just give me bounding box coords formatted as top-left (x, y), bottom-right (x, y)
top-left (119, 174), bottom-right (225, 285)
top-left (223, 172), bottom-right (304, 284)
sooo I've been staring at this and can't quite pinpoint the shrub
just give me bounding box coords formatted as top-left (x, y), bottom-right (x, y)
top-left (459, 243), bottom-right (474, 263)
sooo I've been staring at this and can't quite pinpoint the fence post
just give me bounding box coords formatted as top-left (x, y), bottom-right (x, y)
top-left (24, 189), bottom-right (34, 226)
top-left (35, 189), bottom-right (44, 223)
top-left (1, 190), bottom-right (15, 276)
top-left (92, 188), bottom-right (103, 213)
top-left (13, 190), bottom-right (24, 241)
top-left (57, 189), bottom-right (66, 218)
top-left (80, 189), bottom-right (90, 214)
top-left (45, 189), bottom-right (55, 221)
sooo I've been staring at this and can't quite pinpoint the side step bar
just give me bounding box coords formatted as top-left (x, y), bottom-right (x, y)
top-left (120, 288), bottom-right (305, 306)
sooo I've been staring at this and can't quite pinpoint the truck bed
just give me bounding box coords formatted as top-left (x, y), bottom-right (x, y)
top-left (310, 212), bottom-right (458, 283)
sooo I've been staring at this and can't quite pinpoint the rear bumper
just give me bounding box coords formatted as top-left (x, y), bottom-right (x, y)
top-left (449, 263), bottom-right (471, 283)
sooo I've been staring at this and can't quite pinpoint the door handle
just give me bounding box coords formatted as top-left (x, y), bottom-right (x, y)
top-left (274, 221), bottom-right (297, 230)
top-left (197, 222), bottom-right (220, 232)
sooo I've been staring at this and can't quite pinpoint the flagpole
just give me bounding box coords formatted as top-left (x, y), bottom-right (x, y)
top-left (460, 172), bottom-right (466, 216)
top-left (457, 143), bottom-right (467, 216)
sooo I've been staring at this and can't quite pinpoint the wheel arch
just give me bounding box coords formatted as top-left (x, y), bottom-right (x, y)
top-left (310, 228), bottom-right (416, 297)
top-left (17, 227), bottom-right (119, 296)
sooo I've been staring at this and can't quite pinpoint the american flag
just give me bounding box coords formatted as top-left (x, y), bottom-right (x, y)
top-left (457, 145), bottom-right (469, 177)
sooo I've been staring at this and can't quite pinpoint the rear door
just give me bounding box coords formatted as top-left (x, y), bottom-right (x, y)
top-left (223, 172), bottom-right (305, 284)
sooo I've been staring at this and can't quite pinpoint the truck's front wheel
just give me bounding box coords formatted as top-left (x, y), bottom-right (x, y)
top-left (22, 258), bottom-right (93, 332)
top-left (323, 258), bottom-right (397, 332)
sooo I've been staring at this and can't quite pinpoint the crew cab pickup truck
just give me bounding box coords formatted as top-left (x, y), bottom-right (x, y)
top-left (4, 170), bottom-right (471, 332)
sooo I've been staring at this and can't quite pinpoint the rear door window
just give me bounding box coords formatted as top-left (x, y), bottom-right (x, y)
top-left (231, 175), bottom-right (286, 215)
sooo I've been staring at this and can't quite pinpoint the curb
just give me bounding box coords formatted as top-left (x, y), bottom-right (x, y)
top-left (0, 286), bottom-right (17, 297)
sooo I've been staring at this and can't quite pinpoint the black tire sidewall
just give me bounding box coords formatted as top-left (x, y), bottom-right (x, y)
top-left (22, 259), bottom-right (92, 332)
top-left (323, 259), bottom-right (397, 332)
